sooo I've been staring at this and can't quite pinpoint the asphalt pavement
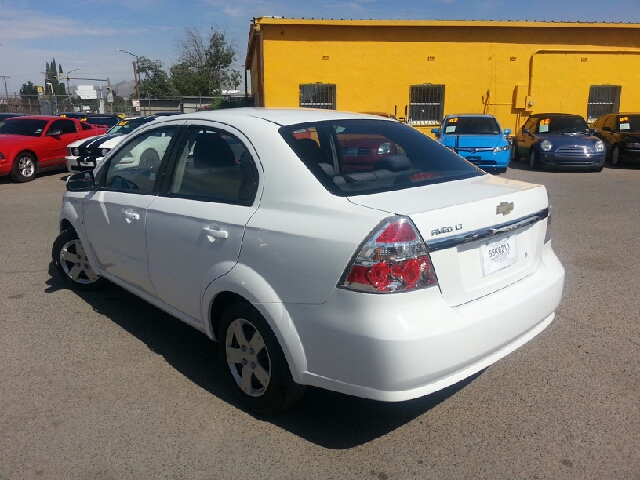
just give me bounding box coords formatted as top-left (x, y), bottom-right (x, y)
top-left (1, 163), bottom-right (638, 480)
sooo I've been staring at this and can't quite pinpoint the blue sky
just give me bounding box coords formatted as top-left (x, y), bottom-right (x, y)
top-left (1, 0), bottom-right (640, 94)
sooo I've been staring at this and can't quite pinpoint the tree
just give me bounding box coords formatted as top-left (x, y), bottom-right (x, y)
top-left (45, 58), bottom-right (66, 96)
top-left (137, 56), bottom-right (175, 98)
top-left (170, 27), bottom-right (241, 96)
top-left (20, 81), bottom-right (39, 99)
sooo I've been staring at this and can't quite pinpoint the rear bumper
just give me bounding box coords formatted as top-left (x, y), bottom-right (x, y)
top-left (287, 242), bottom-right (564, 402)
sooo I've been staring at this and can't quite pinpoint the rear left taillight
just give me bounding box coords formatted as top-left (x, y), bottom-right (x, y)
top-left (340, 216), bottom-right (438, 293)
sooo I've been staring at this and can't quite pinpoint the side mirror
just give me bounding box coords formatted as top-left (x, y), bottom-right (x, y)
top-left (431, 128), bottom-right (440, 135)
top-left (602, 126), bottom-right (612, 132)
top-left (503, 129), bottom-right (511, 135)
top-left (46, 129), bottom-right (63, 137)
top-left (522, 128), bottom-right (531, 134)
top-left (66, 170), bottom-right (95, 192)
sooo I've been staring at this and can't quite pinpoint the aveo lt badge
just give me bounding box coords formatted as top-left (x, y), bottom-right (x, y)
top-left (496, 201), bottom-right (514, 216)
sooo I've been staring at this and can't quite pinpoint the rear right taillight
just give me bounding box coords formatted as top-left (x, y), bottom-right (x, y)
top-left (340, 216), bottom-right (438, 293)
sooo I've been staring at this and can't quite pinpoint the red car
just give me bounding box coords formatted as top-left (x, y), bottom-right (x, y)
top-left (0, 116), bottom-right (108, 182)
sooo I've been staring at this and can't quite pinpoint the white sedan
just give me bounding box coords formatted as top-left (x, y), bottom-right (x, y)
top-left (53, 108), bottom-right (564, 414)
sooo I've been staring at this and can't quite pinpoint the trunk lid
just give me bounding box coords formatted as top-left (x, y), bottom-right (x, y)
top-left (347, 175), bottom-right (549, 306)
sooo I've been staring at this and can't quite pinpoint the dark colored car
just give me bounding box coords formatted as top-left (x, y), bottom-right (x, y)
top-left (512, 113), bottom-right (606, 171)
top-left (591, 113), bottom-right (640, 167)
top-left (0, 113), bottom-right (28, 121)
top-left (60, 113), bottom-right (123, 128)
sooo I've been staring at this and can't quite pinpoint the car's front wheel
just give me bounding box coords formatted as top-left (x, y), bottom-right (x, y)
top-left (511, 140), bottom-right (519, 161)
top-left (529, 149), bottom-right (540, 169)
top-left (52, 229), bottom-right (106, 290)
top-left (10, 152), bottom-right (37, 182)
top-left (611, 145), bottom-right (622, 168)
top-left (218, 302), bottom-right (305, 415)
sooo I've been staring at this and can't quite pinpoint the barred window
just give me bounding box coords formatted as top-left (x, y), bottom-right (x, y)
top-left (409, 85), bottom-right (445, 125)
top-left (587, 85), bottom-right (621, 123)
top-left (300, 84), bottom-right (336, 110)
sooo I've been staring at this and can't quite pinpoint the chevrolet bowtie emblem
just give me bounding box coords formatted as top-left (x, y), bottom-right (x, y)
top-left (496, 201), bottom-right (514, 216)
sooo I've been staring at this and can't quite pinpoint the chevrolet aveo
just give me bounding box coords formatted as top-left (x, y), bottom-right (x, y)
top-left (53, 109), bottom-right (565, 414)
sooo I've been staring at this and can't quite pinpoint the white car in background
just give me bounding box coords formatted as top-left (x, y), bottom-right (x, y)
top-left (65, 114), bottom-right (180, 172)
top-left (53, 108), bottom-right (565, 414)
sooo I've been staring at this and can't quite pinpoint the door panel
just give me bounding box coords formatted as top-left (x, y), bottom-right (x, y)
top-left (82, 126), bottom-right (179, 296)
top-left (146, 126), bottom-right (260, 321)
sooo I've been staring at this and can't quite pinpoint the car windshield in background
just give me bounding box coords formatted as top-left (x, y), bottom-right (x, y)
top-left (618, 115), bottom-right (640, 131)
top-left (107, 118), bottom-right (153, 135)
top-left (538, 116), bottom-right (589, 134)
top-left (0, 119), bottom-right (48, 137)
top-left (280, 119), bottom-right (482, 196)
top-left (443, 117), bottom-right (500, 135)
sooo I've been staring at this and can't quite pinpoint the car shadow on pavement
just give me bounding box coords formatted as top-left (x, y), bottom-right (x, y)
top-left (46, 263), bottom-right (483, 449)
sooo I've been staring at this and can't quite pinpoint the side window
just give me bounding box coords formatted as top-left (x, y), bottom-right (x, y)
top-left (103, 127), bottom-right (177, 193)
top-left (80, 122), bottom-right (93, 131)
top-left (169, 127), bottom-right (258, 204)
top-left (604, 115), bottom-right (616, 131)
top-left (49, 119), bottom-right (77, 134)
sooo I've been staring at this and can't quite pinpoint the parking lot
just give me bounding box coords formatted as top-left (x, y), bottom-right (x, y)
top-left (1, 163), bottom-right (639, 479)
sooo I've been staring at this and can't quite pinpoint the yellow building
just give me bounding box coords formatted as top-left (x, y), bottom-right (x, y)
top-left (245, 17), bottom-right (640, 134)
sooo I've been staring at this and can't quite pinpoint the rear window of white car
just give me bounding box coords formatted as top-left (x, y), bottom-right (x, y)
top-left (280, 119), bottom-right (482, 196)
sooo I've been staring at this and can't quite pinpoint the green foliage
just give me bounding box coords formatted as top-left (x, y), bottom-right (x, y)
top-left (19, 81), bottom-right (39, 98)
top-left (45, 58), bottom-right (66, 95)
top-left (170, 28), bottom-right (241, 96)
top-left (137, 56), bottom-right (175, 99)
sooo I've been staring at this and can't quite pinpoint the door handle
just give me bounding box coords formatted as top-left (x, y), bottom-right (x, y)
top-left (202, 227), bottom-right (228, 240)
top-left (122, 210), bottom-right (140, 223)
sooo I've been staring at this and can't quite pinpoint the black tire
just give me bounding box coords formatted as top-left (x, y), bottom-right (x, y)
top-left (10, 152), bottom-right (37, 182)
top-left (52, 229), bottom-right (107, 291)
top-left (611, 145), bottom-right (623, 168)
top-left (218, 302), bottom-right (305, 415)
top-left (529, 149), bottom-right (540, 170)
top-left (511, 140), bottom-right (519, 161)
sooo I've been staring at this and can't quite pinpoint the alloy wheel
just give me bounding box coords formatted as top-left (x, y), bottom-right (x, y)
top-left (18, 156), bottom-right (35, 178)
top-left (225, 318), bottom-right (271, 397)
top-left (58, 238), bottom-right (100, 285)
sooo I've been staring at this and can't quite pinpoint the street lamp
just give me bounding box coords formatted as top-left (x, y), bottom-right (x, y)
top-left (64, 68), bottom-right (81, 111)
top-left (116, 49), bottom-right (141, 103)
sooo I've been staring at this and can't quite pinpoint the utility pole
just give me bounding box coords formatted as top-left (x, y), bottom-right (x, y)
top-left (132, 61), bottom-right (140, 102)
top-left (0, 76), bottom-right (8, 111)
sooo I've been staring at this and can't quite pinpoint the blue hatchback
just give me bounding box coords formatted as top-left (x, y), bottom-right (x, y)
top-left (432, 114), bottom-right (511, 173)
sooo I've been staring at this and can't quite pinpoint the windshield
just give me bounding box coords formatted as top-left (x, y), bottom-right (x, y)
top-left (107, 117), bottom-right (154, 135)
top-left (280, 119), bottom-right (483, 196)
top-left (443, 117), bottom-right (501, 135)
top-left (537, 116), bottom-right (589, 134)
top-left (0, 119), bottom-right (48, 137)
top-left (618, 115), bottom-right (640, 132)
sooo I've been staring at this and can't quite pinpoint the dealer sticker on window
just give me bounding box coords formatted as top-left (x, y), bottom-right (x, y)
top-left (480, 235), bottom-right (517, 276)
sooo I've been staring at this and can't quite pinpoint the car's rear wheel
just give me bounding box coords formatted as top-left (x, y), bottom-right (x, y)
top-left (529, 149), bottom-right (540, 169)
top-left (10, 152), bottom-right (37, 182)
top-left (611, 145), bottom-right (622, 168)
top-left (218, 302), bottom-right (305, 415)
top-left (52, 229), bottom-right (106, 291)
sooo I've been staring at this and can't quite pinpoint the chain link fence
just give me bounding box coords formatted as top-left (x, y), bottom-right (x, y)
top-left (0, 94), bottom-right (253, 117)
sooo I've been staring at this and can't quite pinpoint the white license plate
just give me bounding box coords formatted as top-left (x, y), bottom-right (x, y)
top-left (480, 235), bottom-right (517, 276)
